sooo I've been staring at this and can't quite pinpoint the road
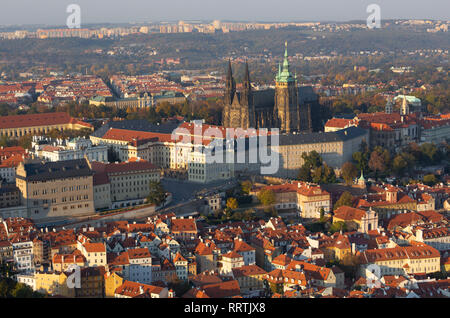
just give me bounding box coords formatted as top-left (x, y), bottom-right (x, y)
top-left (36, 178), bottom-right (239, 229)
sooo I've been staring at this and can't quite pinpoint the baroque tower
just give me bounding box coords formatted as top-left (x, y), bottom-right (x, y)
top-left (400, 95), bottom-right (410, 116)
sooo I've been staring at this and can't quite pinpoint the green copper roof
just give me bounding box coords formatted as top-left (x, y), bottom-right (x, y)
top-left (276, 41), bottom-right (294, 83)
top-left (358, 170), bottom-right (366, 181)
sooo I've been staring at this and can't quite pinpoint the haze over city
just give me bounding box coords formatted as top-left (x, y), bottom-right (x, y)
top-left (1, 0), bottom-right (449, 26)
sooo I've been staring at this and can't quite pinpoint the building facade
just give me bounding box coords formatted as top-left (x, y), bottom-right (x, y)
top-left (15, 159), bottom-right (95, 219)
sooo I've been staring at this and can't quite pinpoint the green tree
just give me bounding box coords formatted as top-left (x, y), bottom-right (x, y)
top-left (392, 155), bottom-right (408, 175)
top-left (333, 191), bottom-right (353, 210)
top-left (312, 163), bottom-right (336, 184)
top-left (10, 283), bottom-right (34, 298)
top-left (352, 139), bottom-right (370, 173)
top-left (329, 221), bottom-right (348, 234)
top-left (297, 151), bottom-right (334, 183)
top-left (269, 282), bottom-right (283, 295)
top-left (341, 162), bottom-right (358, 185)
top-left (257, 189), bottom-right (276, 207)
top-left (147, 181), bottom-right (167, 206)
top-left (240, 180), bottom-right (253, 194)
top-left (423, 174), bottom-right (437, 186)
top-left (226, 197), bottom-right (239, 210)
top-left (297, 166), bottom-right (312, 182)
top-left (0, 280), bottom-right (10, 298)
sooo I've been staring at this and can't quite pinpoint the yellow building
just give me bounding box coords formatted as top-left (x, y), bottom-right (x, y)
top-left (0, 112), bottom-right (92, 139)
top-left (15, 159), bottom-right (95, 219)
top-left (104, 271), bottom-right (124, 298)
top-left (52, 251), bottom-right (86, 272)
top-left (359, 243), bottom-right (441, 277)
top-left (254, 181), bottom-right (331, 219)
top-left (333, 206), bottom-right (378, 233)
top-left (319, 233), bottom-right (352, 264)
top-left (231, 265), bottom-right (267, 293)
top-left (34, 271), bottom-right (75, 297)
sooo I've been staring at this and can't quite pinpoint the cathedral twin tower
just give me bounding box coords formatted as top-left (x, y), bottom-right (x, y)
top-left (222, 42), bottom-right (313, 133)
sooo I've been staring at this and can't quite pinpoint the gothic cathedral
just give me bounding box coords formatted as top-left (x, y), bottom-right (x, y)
top-left (222, 42), bottom-right (317, 133)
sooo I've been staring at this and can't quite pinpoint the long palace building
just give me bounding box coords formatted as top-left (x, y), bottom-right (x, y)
top-left (0, 112), bottom-right (93, 138)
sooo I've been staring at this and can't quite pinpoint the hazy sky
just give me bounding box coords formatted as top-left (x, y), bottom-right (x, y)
top-left (1, 0), bottom-right (449, 26)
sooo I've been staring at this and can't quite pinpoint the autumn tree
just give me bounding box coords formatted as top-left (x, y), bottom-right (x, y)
top-left (240, 180), bottom-right (253, 194)
top-left (333, 191), bottom-right (354, 210)
top-left (297, 151), bottom-right (336, 184)
top-left (341, 162), bottom-right (358, 185)
top-left (423, 174), bottom-right (437, 186)
top-left (147, 181), bottom-right (167, 206)
top-left (257, 189), bottom-right (276, 207)
top-left (226, 197), bottom-right (239, 210)
top-left (368, 150), bottom-right (386, 175)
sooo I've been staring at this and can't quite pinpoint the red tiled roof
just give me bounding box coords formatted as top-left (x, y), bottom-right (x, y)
top-left (171, 218), bottom-right (197, 233)
top-left (83, 242), bottom-right (106, 253)
top-left (0, 112), bottom-right (92, 129)
top-left (333, 206), bottom-right (367, 221)
top-left (324, 118), bottom-right (354, 128)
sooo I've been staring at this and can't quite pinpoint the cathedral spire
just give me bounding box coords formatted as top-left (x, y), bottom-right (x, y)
top-left (277, 41), bottom-right (294, 83)
top-left (224, 59), bottom-right (236, 105)
top-left (227, 59), bottom-right (233, 81)
top-left (244, 60), bottom-right (250, 85)
top-left (241, 60), bottom-right (252, 108)
top-left (282, 41), bottom-right (289, 71)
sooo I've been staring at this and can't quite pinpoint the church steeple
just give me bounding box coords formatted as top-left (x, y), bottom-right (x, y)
top-left (277, 41), bottom-right (294, 83)
top-left (224, 59), bottom-right (236, 105)
top-left (241, 60), bottom-right (252, 107)
top-left (401, 95), bottom-right (409, 115)
top-left (243, 60), bottom-right (251, 89)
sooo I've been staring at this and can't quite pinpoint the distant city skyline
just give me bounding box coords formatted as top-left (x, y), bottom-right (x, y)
top-left (0, 0), bottom-right (449, 26)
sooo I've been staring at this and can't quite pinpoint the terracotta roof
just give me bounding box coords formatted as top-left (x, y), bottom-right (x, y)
top-left (272, 254), bottom-right (292, 266)
top-left (0, 112), bottom-right (92, 129)
top-left (201, 280), bottom-right (241, 298)
top-left (115, 280), bottom-right (165, 298)
top-left (233, 239), bottom-right (255, 253)
top-left (360, 245), bottom-right (440, 264)
top-left (83, 242), bottom-right (106, 253)
top-left (127, 247), bottom-right (151, 259)
top-left (171, 218), bottom-right (197, 233)
top-left (222, 251), bottom-right (243, 259)
top-left (333, 206), bottom-right (367, 221)
top-left (324, 118), bottom-right (354, 128)
top-left (231, 265), bottom-right (267, 278)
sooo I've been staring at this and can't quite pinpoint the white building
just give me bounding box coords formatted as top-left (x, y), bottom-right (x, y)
top-left (12, 240), bottom-right (34, 273)
top-left (0, 163), bottom-right (16, 183)
top-left (233, 238), bottom-right (256, 266)
top-left (220, 251), bottom-right (244, 275)
top-left (16, 274), bottom-right (36, 290)
top-left (124, 248), bottom-right (153, 284)
top-left (188, 146), bottom-right (234, 183)
top-left (32, 136), bottom-right (108, 163)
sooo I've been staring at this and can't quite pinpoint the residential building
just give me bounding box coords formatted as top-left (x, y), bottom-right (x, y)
top-left (359, 243), bottom-right (441, 277)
